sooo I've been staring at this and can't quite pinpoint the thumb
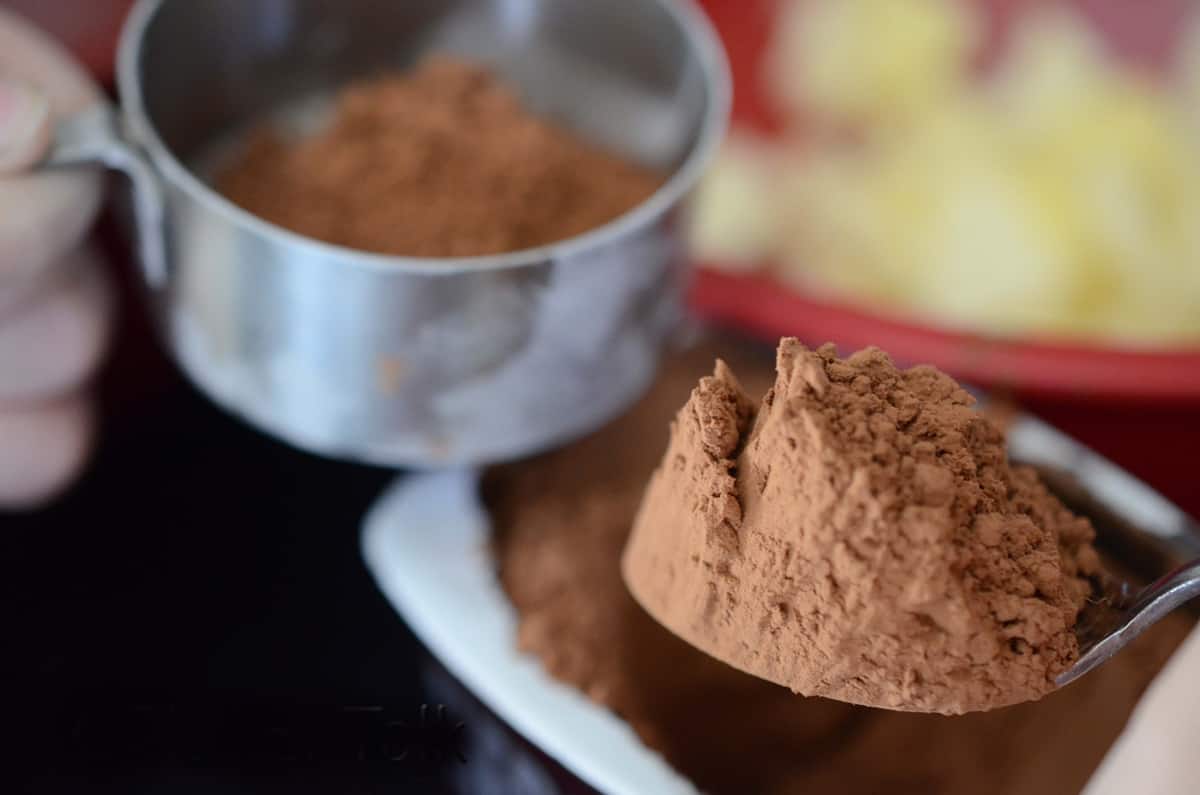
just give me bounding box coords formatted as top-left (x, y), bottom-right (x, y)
top-left (0, 76), bottom-right (51, 174)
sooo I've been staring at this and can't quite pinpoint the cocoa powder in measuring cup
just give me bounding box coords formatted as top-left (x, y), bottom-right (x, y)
top-left (215, 56), bottom-right (664, 258)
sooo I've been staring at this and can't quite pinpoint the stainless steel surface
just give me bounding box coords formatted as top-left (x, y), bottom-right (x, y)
top-left (1056, 559), bottom-right (1200, 688)
top-left (41, 0), bottom-right (730, 466)
top-left (1006, 415), bottom-right (1200, 689)
top-left (43, 104), bottom-right (166, 289)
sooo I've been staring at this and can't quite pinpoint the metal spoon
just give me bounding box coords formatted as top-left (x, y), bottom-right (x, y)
top-left (1057, 559), bottom-right (1200, 687)
top-left (1003, 413), bottom-right (1200, 689)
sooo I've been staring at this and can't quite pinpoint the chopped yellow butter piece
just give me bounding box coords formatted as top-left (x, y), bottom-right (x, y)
top-left (687, 135), bottom-right (779, 269)
top-left (766, 0), bottom-right (979, 124)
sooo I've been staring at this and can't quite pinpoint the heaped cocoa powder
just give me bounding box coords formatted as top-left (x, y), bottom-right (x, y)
top-left (215, 57), bottom-right (665, 257)
top-left (623, 339), bottom-right (1101, 714)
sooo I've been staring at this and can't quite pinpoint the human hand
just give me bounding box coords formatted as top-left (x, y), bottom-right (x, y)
top-left (0, 8), bottom-right (112, 509)
top-left (1084, 624), bottom-right (1200, 795)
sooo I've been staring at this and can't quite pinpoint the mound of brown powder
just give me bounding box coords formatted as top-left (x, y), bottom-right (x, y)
top-left (488, 339), bottom-right (1193, 794)
top-left (215, 56), bottom-right (664, 257)
top-left (623, 339), bottom-right (1102, 714)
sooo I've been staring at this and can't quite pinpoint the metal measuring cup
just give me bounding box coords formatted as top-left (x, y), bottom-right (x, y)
top-left (40, 0), bottom-right (730, 467)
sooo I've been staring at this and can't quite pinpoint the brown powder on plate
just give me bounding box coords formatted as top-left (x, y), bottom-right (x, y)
top-left (488, 338), bottom-right (1193, 795)
top-left (215, 56), bottom-right (665, 257)
top-left (623, 339), bottom-right (1101, 714)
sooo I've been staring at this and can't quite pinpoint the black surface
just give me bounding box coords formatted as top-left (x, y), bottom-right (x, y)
top-left (3, 368), bottom-right (469, 792)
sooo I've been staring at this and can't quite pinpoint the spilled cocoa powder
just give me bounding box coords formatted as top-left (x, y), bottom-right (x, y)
top-left (215, 57), bottom-right (664, 257)
top-left (624, 339), bottom-right (1102, 714)
top-left (487, 338), bottom-right (1193, 795)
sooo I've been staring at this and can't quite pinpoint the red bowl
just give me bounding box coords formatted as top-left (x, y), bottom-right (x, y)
top-left (691, 270), bottom-right (1200, 403)
top-left (689, 0), bottom-right (1200, 403)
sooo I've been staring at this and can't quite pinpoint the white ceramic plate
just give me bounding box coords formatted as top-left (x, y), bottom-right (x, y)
top-left (360, 468), bottom-right (699, 795)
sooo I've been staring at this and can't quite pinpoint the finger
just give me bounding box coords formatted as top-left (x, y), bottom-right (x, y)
top-left (0, 76), bottom-right (51, 172)
top-left (0, 246), bottom-right (114, 404)
top-left (1083, 626), bottom-right (1200, 795)
top-left (0, 8), bottom-right (103, 288)
top-left (0, 168), bottom-right (104, 292)
top-left (0, 392), bottom-right (92, 510)
top-left (0, 8), bottom-right (98, 114)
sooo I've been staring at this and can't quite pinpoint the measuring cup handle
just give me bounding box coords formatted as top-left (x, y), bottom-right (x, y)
top-left (40, 102), bottom-right (167, 290)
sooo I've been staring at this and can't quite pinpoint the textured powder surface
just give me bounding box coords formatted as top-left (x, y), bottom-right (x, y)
top-left (488, 340), bottom-right (1193, 795)
top-left (216, 57), bottom-right (664, 257)
top-left (623, 339), bottom-right (1101, 714)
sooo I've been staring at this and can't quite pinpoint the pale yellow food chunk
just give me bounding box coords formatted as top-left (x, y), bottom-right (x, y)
top-left (772, 146), bottom-right (901, 301)
top-left (766, 0), bottom-right (979, 124)
top-left (689, 0), bottom-right (1200, 344)
top-left (687, 135), bottom-right (779, 269)
top-left (989, 3), bottom-right (1113, 138)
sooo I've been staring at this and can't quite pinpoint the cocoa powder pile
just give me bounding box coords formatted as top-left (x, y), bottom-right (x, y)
top-left (488, 340), bottom-right (1193, 794)
top-left (215, 57), bottom-right (664, 257)
top-left (623, 339), bottom-right (1101, 714)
